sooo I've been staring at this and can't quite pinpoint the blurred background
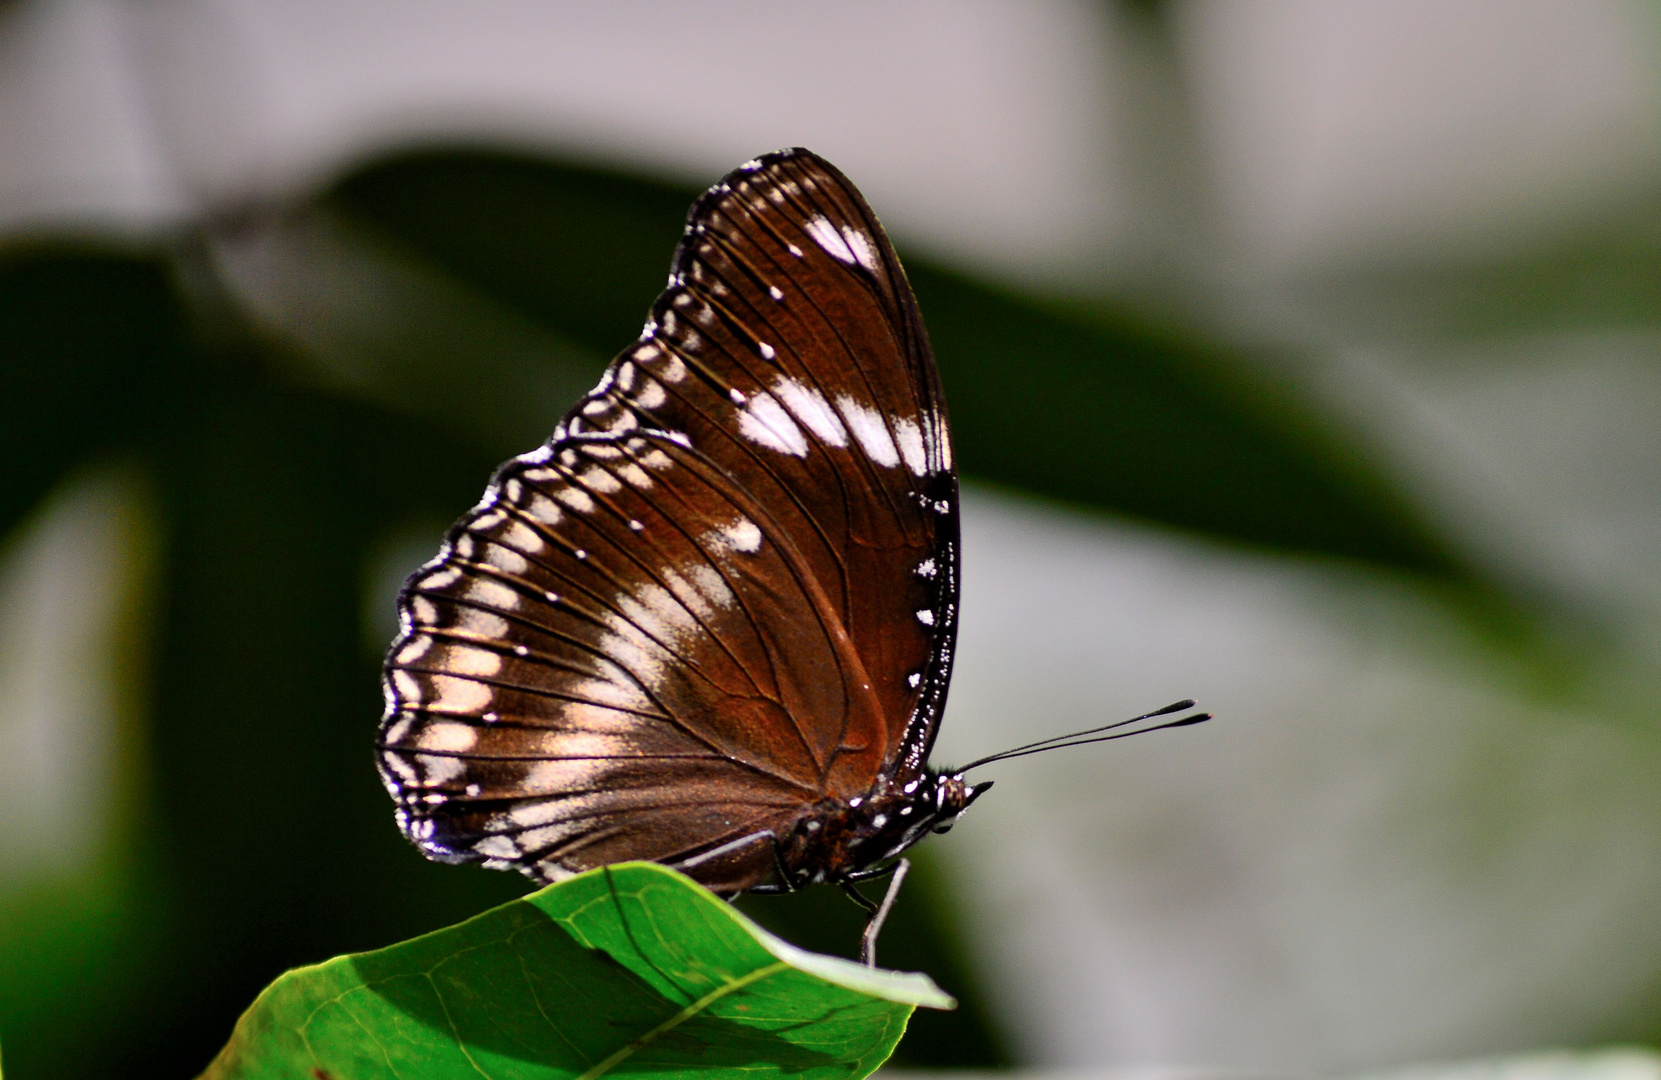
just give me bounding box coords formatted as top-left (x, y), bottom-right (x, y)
top-left (3, 1), bottom-right (1660, 1077)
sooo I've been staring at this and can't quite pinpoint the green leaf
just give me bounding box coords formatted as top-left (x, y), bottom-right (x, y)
top-left (0, 247), bottom-right (191, 541)
top-left (200, 862), bottom-right (951, 1080)
top-left (908, 264), bottom-right (1463, 575)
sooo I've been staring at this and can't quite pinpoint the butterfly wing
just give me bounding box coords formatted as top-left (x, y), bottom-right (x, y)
top-left (378, 148), bottom-right (959, 890)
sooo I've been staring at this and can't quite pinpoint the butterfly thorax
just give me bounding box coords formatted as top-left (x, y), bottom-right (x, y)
top-left (774, 772), bottom-right (987, 887)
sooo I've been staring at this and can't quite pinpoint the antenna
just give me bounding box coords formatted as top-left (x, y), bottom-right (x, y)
top-left (956, 700), bottom-right (1211, 774)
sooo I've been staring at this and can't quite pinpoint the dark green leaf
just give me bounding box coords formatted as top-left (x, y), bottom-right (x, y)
top-left (910, 265), bottom-right (1463, 574)
top-left (201, 862), bottom-right (950, 1080)
top-left (326, 149), bottom-right (1470, 580)
top-left (1289, 192), bottom-right (1661, 342)
top-left (0, 247), bottom-right (190, 540)
top-left (132, 369), bottom-right (530, 1078)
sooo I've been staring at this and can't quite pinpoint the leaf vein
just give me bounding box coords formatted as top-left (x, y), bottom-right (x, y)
top-left (574, 961), bottom-right (791, 1080)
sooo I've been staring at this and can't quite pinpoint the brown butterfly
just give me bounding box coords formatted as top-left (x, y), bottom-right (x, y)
top-left (377, 148), bottom-right (1207, 963)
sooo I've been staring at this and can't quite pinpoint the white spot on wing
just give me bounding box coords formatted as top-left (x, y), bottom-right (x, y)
top-left (768, 286), bottom-right (784, 300)
top-left (417, 720), bottom-right (479, 753)
top-left (616, 583), bottom-right (699, 654)
top-left (519, 493), bottom-right (563, 526)
top-left (758, 342), bottom-right (775, 360)
top-left (580, 467), bottom-right (621, 494)
top-left (726, 519), bottom-right (761, 553)
top-left (633, 379), bottom-right (667, 408)
top-left (465, 578), bottom-right (521, 611)
top-left (440, 646), bottom-right (501, 677)
top-left (689, 564), bottom-right (736, 614)
top-left (556, 488), bottom-right (594, 513)
top-left (894, 417), bottom-right (927, 476)
top-left (916, 609), bottom-right (935, 626)
top-left (383, 713), bottom-right (416, 745)
top-left (429, 674), bottom-right (494, 714)
top-left (835, 396), bottom-right (900, 467)
top-left (773, 377), bottom-right (846, 448)
top-left (391, 669), bottom-right (422, 705)
top-left (419, 567), bottom-right (461, 590)
top-left (484, 546), bottom-right (528, 576)
top-left (452, 607), bottom-right (508, 638)
top-left (474, 835), bottom-right (521, 859)
top-left (570, 674), bottom-right (654, 713)
top-left (521, 734), bottom-right (621, 794)
top-left (415, 753), bottom-right (466, 785)
top-left (396, 637), bottom-right (433, 665)
top-left (495, 796), bottom-right (598, 834)
top-left (737, 394), bottom-right (809, 456)
top-left (498, 519), bottom-right (545, 554)
top-left (597, 619), bottom-right (669, 697)
top-left (804, 216), bottom-right (855, 264)
top-left (841, 226), bottom-right (879, 272)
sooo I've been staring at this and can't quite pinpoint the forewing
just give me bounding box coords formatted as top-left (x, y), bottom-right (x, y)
top-left (561, 149), bottom-right (960, 785)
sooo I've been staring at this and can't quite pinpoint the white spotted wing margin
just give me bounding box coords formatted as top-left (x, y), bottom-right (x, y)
top-left (378, 148), bottom-right (961, 895)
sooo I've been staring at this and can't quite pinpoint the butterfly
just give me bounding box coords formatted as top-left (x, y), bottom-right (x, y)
top-left (377, 148), bottom-right (1207, 964)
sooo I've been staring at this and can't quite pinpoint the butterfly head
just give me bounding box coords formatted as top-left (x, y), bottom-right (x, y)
top-left (925, 773), bottom-right (993, 835)
top-left (846, 771), bottom-right (992, 864)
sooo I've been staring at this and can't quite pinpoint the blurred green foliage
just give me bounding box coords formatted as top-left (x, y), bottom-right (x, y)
top-left (0, 148), bottom-right (1481, 1079)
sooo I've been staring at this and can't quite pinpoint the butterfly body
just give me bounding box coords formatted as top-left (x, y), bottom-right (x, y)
top-left (378, 148), bottom-right (973, 903)
top-left (771, 772), bottom-right (989, 888)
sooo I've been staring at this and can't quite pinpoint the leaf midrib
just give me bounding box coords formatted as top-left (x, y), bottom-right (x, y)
top-left (575, 960), bottom-right (790, 1080)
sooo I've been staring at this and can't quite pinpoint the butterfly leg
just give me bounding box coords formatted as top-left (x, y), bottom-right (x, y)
top-left (770, 837), bottom-right (800, 893)
top-left (843, 860), bottom-right (901, 883)
top-left (843, 858), bottom-right (911, 968)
